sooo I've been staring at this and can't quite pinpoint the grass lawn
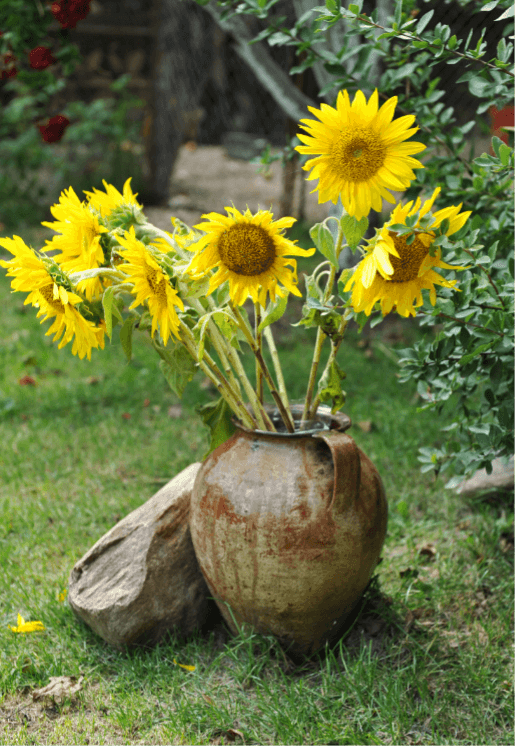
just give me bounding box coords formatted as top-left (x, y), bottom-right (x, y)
top-left (0, 231), bottom-right (514, 745)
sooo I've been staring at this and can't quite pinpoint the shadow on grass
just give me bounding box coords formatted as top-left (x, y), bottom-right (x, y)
top-left (65, 575), bottom-right (407, 677)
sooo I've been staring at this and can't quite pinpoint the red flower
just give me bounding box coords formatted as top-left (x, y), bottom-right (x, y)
top-left (29, 46), bottom-right (56, 70)
top-left (490, 105), bottom-right (515, 147)
top-left (51, 0), bottom-right (91, 29)
top-left (38, 115), bottom-right (71, 143)
top-left (1, 52), bottom-right (17, 79)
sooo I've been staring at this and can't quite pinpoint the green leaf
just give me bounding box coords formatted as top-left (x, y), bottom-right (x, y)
top-left (158, 345), bottom-right (198, 398)
top-left (491, 134), bottom-right (505, 156)
top-left (119, 316), bottom-right (135, 362)
top-left (490, 359), bottom-right (503, 385)
top-left (257, 293), bottom-right (288, 333)
top-left (416, 9), bottom-right (434, 35)
top-left (394, 0), bottom-right (402, 27)
top-left (212, 310), bottom-right (242, 348)
top-left (480, 0), bottom-right (500, 10)
top-left (458, 339), bottom-right (499, 366)
top-left (194, 312), bottom-right (212, 362)
top-left (499, 143), bottom-right (512, 166)
top-left (102, 286), bottom-right (115, 340)
top-left (304, 272), bottom-right (324, 303)
top-left (196, 397), bottom-right (236, 458)
top-left (317, 359), bottom-right (347, 413)
top-left (468, 76), bottom-right (490, 98)
top-left (447, 34), bottom-right (458, 49)
top-left (340, 214), bottom-right (369, 251)
top-left (495, 4), bottom-right (514, 21)
top-left (310, 222), bottom-right (338, 268)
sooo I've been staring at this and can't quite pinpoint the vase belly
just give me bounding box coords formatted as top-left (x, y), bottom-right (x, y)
top-left (190, 409), bottom-right (387, 656)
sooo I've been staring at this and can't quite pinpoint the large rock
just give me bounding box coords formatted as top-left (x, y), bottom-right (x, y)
top-left (68, 462), bottom-right (219, 649)
top-left (457, 457), bottom-right (514, 497)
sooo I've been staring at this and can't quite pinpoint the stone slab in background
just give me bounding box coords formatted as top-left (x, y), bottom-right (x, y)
top-left (457, 457), bottom-right (514, 497)
top-left (68, 462), bottom-right (220, 649)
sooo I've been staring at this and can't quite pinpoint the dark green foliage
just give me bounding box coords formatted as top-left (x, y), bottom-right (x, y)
top-left (203, 0), bottom-right (514, 481)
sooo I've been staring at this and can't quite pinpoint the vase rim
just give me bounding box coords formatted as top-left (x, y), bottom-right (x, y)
top-left (232, 403), bottom-right (352, 437)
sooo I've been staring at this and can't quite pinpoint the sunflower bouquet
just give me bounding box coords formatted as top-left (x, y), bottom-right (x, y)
top-left (0, 89), bottom-right (471, 446)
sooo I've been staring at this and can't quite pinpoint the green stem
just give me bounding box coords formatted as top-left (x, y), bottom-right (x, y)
top-left (196, 297), bottom-right (274, 431)
top-left (176, 319), bottom-right (257, 430)
top-left (302, 228), bottom-right (343, 422)
top-left (254, 302), bottom-right (264, 404)
top-left (263, 325), bottom-right (291, 414)
top-left (188, 300), bottom-right (243, 399)
top-left (231, 303), bottom-right (295, 433)
top-left (308, 309), bottom-right (350, 420)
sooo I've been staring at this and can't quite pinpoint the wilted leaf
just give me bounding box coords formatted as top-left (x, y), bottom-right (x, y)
top-left (317, 359), bottom-right (346, 413)
top-left (211, 728), bottom-right (246, 744)
top-left (257, 293), bottom-right (288, 333)
top-left (119, 316), bottom-right (135, 361)
top-left (357, 420), bottom-right (373, 433)
top-left (158, 345), bottom-right (198, 398)
top-left (196, 397), bottom-right (236, 458)
top-left (32, 675), bottom-right (84, 702)
top-left (121, 412), bottom-right (131, 420)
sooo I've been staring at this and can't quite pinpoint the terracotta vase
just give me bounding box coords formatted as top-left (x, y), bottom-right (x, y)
top-left (190, 404), bottom-right (388, 657)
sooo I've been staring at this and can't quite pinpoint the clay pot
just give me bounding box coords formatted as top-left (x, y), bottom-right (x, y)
top-left (190, 404), bottom-right (387, 657)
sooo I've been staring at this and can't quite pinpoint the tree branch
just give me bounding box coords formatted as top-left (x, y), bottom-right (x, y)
top-left (202, 0), bottom-right (317, 121)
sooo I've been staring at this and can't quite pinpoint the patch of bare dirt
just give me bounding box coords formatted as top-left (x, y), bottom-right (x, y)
top-left (144, 144), bottom-right (328, 232)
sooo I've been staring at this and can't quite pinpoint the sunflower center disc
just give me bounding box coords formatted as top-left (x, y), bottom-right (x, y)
top-left (331, 127), bottom-right (387, 182)
top-left (387, 232), bottom-right (430, 282)
top-left (217, 224), bottom-right (276, 276)
top-left (146, 268), bottom-right (168, 303)
top-left (39, 283), bottom-right (65, 314)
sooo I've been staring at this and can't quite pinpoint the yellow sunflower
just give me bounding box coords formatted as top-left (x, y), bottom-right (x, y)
top-left (84, 177), bottom-right (142, 219)
top-left (0, 235), bottom-right (105, 360)
top-left (185, 206), bottom-right (315, 307)
top-left (343, 187), bottom-right (471, 317)
top-left (117, 226), bottom-right (185, 345)
top-left (295, 89), bottom-right (426, 220)
top-left (42, 186), bottom-right (108, 300)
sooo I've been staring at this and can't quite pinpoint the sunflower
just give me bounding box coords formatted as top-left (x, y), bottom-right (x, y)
top-left (343, 187), bottom-right (471, 317)
top-left (295, 89), bottom-right (426, 220)
top-left (0, 235), bottom-right (105, 359)
top-left (117, 226), bottom-right (185, 345)
top-left (84, 177), bottom-right (142, 220)
top-left (185, 206), bottom-right (315, 307)
top-left (42, 186), bottom-right (108, 300)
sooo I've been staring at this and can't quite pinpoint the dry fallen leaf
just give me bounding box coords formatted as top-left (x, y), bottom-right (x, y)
top-left (168, 405), bottom-right (183, 418)
top-left (143, 398), bottom-right (151, 407)
top-left (418, 543), bottom-right (437, 559)
top-left (357, 420), bottom-right (373, 433)
top-left (121, 412), bottom-right (131, 420)
top-left (18, 375), bottom-right (37, 386)
top-left (32, 675), bottom-right (84, 702)
top-left (211, 728), bottom-right (245, 744)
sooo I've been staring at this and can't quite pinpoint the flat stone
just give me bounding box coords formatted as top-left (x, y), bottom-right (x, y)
top-left (457, 457), bottom-right (514, 497)
top-left (68, 462), bottom-right (219, 649)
